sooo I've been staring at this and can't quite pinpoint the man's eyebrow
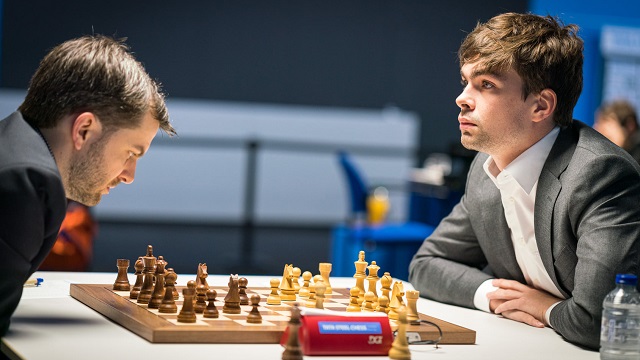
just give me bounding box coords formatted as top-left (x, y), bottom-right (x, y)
top-left (461, 67), bottom-right (506, 81)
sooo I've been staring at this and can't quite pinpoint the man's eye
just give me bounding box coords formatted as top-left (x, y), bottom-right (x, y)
top-left (482, 81), bottom-right (494, 89)
top-left (460, 79), bottom-right (468, 87)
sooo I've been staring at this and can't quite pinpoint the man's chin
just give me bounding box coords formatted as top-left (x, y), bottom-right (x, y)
top-left (460, 136), bottom-right (477, 151)
top-left (67, 193), bottom-right (102, 207)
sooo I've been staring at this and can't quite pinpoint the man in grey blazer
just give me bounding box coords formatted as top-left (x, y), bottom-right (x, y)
top-left (409, 13), bottom-right (640, 350)
top-left (0, 35), bottom-right (176, 338)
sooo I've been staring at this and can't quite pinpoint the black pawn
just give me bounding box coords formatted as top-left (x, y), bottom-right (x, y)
top-left (177, 281), bottom-right (197, 323)
top-left (130, 257), bottom-right (144, 299)
top-left (203, 289), bottom-right (219, 318)
top-left (239, 277), bottom-right (249, 305)
top-left (194, 282), bottom-right (207, 314)
top-left (246, 294), bottom-right (262, 324)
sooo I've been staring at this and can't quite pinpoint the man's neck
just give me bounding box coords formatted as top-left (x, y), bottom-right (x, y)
top-left (491, 122), bottom-right (556, 171)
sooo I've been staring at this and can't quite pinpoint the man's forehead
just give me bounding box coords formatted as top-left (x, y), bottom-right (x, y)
top-left (461, 62), bottom-right (510, 80)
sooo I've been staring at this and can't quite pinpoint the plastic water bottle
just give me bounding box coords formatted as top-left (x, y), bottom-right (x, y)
top-left (600, 274), bottom-right (640, 359)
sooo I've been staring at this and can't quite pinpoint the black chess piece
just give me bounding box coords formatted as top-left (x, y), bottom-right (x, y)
top-left (246, 294), bottom-right (262, 324)
top-left (239, 277), bottom-right (249, 305)
top-left (203, 289), bottom-right (219, 318)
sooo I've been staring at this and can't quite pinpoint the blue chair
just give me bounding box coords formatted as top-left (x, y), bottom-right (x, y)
top-left (331, 151), bottom-right (435, 280)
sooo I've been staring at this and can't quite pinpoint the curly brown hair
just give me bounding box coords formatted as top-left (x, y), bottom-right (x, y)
top-left (459, 13), bottom-right (584, 127)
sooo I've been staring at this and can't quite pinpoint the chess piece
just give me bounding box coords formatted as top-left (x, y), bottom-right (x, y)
top-left (388, 281), bottom-right (406, 321)
top-left (196, 263), bottom-right (209, 290)
top-left (314, 279), bottom-right (326, 309)
top-left (137, 245), bottom-right (157, 304)
top-left (166, 268), bottom-right (179, 300)
top-left (292, 267), bottom-right (301, 294)
top-left (298, 271), bottom-right (312, 298)
top-left (366, 261), bottom-right (380, 305)
top-left (282, 303), bottom-right (303, 360)
top-left (194, 281), bottom-right (208, 313)
top-left (280, 264), bottom-right (296, 301)
top-left (156, 255), bottom-right (166, 270)
top-left (388, 307), bottom-right (412, 360)
top-left (149, 257), bottom-right (167, 309)
top-left (380, 272), bottom-right (393, 308)
top-left (246, 294), bottom-right (262, 324)
top-left (267, 278), bottom-right (282, 305)
top-left (159, 269), bottom-right (178, 313)
top-left (203, 289), bottom-right (219, 318)
top-left (129, 257), bottom-right (144, 299)
top-left (319, 262), bottom-right (333, 294)
top-left (238, 277), bottom-right (249, 305)
top-left (223, 274), bottom-right (242, 314)
top-left (353, 251), bottom-right (367, 305)
top-left (113, 259), bottom-right (131, 291)
top-left (346, 287), bottom-right (362, 312)
top-left (405, 290), bottom-right (420, 325)
top-left (305, 282), bottom-right (317, 308)
top-left (177, 280), bottom-right (197, 323)
top-left (362, 291), bottom-right (376, 311)
top-left (376, 295), bottom-right (390, 314)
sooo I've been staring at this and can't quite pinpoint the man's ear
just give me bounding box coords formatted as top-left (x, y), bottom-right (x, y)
top-left (532, 88), bottom-right (557, 123)
top-left (71, 112), bottom-right (102, 150)
top-left (624, 118), bottom-right (638, 133)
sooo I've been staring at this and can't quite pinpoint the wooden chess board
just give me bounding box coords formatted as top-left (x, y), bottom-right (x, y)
top-left (70, 283), bottom-right (476, 344)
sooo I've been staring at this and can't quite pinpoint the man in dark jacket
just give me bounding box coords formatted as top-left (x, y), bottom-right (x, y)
top-left (0, 35), bottom-right (176, 337)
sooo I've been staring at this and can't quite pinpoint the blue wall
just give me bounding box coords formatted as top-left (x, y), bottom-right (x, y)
top-left (530, 0), bottom-right (640, 126)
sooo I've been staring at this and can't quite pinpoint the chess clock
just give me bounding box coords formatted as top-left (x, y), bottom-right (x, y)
top-left (280, 308), bottom-right (393, 355)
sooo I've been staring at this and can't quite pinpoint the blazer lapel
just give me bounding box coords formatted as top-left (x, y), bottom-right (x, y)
top-left (535, 124), bottom-right (576, 298)
top-left (479, 172), bottom-right (526, 282)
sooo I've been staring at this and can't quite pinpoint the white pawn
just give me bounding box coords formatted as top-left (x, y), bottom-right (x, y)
top-left (388, 307), bottom-right (411, 360)
top-left (267, 278), bottom-right (281, 305)
top-left (376, 295), bottom-right (390, 314)
top-left (346, 287), bottom-right (362, 312)
top-left (305, 282), bottom-right (317, 308)
top-left (292, 267), bottom-right (302, 294)
top-left (298, 271), bottom-right (312, 298)
top-left (315, 279), bottom-right (326, 309)
top-left (362, 291), bottom-right (375, 312)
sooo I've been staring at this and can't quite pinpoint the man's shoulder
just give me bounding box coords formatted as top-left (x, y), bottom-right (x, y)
top-left (0, 112), bottom-right (58, 174)
top-left (558, 120), bottom-right (640, 179)
top-left (562, 120), bottom-right (638, 164)
top-left (0, 112), bottom-right (33, 151)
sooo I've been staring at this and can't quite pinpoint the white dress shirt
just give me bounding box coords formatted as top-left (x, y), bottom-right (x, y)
top-left (473, 127), bottom-right (564, 325)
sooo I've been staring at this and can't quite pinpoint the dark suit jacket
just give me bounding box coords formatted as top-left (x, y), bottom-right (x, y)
top-left (0, 112), bottom-right (67, 336)
top-left (409, 120), bottom-right (640, 349)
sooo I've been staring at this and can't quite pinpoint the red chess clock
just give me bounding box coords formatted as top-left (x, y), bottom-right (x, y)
top-left (280, 308), bottom-right (393, 356)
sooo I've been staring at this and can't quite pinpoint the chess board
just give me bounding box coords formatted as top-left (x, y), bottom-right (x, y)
top-left (70, 283), bottom-right (476, 344)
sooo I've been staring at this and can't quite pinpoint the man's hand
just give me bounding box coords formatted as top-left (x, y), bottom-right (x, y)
top-left (487, 279), bottom-right (562, 328)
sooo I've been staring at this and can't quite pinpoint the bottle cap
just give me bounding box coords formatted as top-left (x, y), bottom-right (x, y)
top-left (615, 274), bottom-right (638, 286)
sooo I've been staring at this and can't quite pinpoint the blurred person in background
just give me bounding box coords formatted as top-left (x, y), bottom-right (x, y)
top-left (593, 99), bottom-right (640, 164)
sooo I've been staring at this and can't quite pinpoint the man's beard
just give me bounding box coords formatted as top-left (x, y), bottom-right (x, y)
top-left (459, 113), bottom-right (492, 152)
top-left (65, 139), bottom-right (112, 206)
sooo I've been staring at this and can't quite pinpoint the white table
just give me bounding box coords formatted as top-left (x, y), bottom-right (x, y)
top-left (1, 271), bottom-right (599, 360)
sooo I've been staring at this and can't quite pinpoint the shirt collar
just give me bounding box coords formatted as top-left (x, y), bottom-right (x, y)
top-left (483, 126), bottom-right (560, 194)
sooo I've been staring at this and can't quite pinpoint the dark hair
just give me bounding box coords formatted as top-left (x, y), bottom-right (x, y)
top-left (19, 34), bottom-right (175, 136)
top-left (459, 13), bottom-right (584, 126)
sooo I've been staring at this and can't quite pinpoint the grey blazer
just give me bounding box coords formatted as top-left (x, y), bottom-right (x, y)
top-left (409, 120), bottom-right (640, 350)
top-left (0, 112), bottom-right (67, 337)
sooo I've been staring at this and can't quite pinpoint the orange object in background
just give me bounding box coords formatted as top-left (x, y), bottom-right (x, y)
top-left (39, 201), bottom-right (97, 271)
top-left (366, 186), bottom-right (390, 225)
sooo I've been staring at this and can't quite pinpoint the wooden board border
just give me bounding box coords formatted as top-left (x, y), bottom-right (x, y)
top-left (70, 284), bottom-right (475, 344)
